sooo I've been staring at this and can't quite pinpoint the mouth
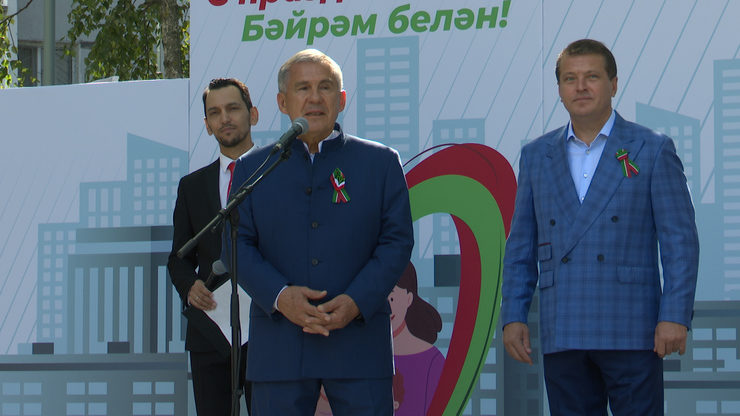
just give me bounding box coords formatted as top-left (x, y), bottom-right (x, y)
top-left (304, 111), bottom-right (325, 117)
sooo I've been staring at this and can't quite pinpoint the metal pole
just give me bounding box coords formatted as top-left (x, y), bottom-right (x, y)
top-left (7, 0), bottom-right (18, 85)
top-left (42, 0), bottom-right (54, 85)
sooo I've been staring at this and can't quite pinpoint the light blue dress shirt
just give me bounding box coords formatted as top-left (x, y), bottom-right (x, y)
top-left (566, 110), bottom-right (616, 203)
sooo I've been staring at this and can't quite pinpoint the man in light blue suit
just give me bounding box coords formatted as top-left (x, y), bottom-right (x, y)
top-left (501, 39), bottom-right (699, 415)
top-left (227, 49), bottom-right (413, 415)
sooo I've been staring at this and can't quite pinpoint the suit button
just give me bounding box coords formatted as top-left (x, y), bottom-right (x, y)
top-left (311, 221), bottom-right (319, 229)
top-left (611, 216), bottom-right (619, 223)
top-left (597, 254), bottom-right (604, 262)
top-left (561, 256), bottom-right (569, 264)
top-left (311, 258), bottom-right (319, 266)
top-left (305, 187), bottom-right (312, 195)
top-left (550, 219), bottom-right (556, 226)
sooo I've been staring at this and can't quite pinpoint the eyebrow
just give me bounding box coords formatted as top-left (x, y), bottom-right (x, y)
top-left (293, 78), bottom-right (336, 88)
top-left (206, 101), bottom-right (242, 111)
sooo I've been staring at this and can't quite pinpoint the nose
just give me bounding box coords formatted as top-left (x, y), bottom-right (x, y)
top-left (308, 87), bottom-right (322, 102)
top-left (576, 76), bottom-right (587, 90)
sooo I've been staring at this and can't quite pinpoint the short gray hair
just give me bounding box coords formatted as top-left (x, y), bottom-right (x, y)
top-left (277, 49), bottom-right (344, 93)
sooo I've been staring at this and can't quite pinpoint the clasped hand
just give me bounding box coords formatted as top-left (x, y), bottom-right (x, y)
top-left (276, 286), bottom-right (360, 336)
top-left (188, 280), bottom-right (216, 311)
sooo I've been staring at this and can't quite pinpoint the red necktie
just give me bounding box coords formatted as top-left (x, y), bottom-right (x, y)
top-left (227, 161), bottom-right (236, 197)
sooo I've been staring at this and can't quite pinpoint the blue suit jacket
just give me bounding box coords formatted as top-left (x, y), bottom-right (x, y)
top-left (501, 112), bottom-right (699, 354)
top-left (227, 124), bottom-right (413, 381)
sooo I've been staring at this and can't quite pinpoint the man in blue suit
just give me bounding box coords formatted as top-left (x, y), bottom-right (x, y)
top-left (227, 49), bottom-right (414, 415)
top-left (501, 39), bottom-right (699, 415)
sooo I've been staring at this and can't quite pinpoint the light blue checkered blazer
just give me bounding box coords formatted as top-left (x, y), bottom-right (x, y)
top-left (501, 112), bottom-right (699, 354)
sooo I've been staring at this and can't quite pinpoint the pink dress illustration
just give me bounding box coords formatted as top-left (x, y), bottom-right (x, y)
top-left (389, 262), bottom-right (445, 415)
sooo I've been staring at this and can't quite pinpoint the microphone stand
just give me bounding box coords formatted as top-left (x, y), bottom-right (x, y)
top-left (177, 145), bottom-right (293, 416)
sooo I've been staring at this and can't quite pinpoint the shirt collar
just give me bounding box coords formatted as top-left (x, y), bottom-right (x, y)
top-left (219, 144), bottom-right (256, 173)
top-left (567, 109), bottom-right (617, 144)
top-left (302, 128), bottom-right (341, 155)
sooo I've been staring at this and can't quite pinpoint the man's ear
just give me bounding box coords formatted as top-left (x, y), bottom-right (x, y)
top-left (250, 106), bottom-right (259, 125)
top-left (277, 92), bottom-right (289, 115)
top-left (338, 90), bottom-right (347, 112)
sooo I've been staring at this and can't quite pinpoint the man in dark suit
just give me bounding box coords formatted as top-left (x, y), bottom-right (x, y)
top-left (501, 39), bottom-right (700, 415)
top-left (168, 78), bottom-right (259, 415)
top-left (225, 49), bottom-right (414, 415)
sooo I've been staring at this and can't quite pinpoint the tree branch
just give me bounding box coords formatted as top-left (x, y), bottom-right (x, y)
top-left (0, 0), bottom-right (35, 26)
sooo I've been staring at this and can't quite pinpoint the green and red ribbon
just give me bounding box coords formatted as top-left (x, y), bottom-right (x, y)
top-left (616, 149), bottom-right (639, 177)
top-left (331, 168), bottom-right (350, 203)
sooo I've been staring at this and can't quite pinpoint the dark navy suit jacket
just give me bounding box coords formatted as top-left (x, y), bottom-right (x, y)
top-left (168, 159), bottom-right (223, 352)
top-left (227, 125), bottom-right (413, 381)
top-left (501, 112), bottom-right (699, 354)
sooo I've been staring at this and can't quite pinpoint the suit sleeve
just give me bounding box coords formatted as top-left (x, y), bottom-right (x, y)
top-left (167, 177), bottom-right (198, 303)
top-left (501, 146), bottom-right (540, 326)
top-left (650, 138), bottom-right (699, 327)
top-left (343, 150), bottom-right (414, 320)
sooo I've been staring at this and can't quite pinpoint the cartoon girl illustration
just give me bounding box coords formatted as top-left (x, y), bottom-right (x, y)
top-left (389, 262), bottom-right (445, 415)
top-left (315, 262), bottom-right (444, 416)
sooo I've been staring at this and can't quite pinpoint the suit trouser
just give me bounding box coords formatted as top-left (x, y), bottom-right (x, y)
top-left (543, 350), bottom-right (663, 416)
top-left (251, 377), bottom-right (393, 416)
top-left (190, 343), bottom-right (251, 415)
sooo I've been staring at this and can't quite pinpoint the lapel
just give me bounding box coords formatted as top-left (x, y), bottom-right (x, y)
top-left (562, 112), bottom-right (645, 253)
top-left (204, 159), bottom-right (222, 214)
top-left (545, 127), bottom-right (581, 225)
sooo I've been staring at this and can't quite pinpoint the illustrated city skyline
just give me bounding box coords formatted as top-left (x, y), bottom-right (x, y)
top-left (1, 37), bottom-right (738, 415)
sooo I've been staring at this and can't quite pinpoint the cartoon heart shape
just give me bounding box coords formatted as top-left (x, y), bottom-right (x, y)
top-left (405, 143), bottom-right (516, 415)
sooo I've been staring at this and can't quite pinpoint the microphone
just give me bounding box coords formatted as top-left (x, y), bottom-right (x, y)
top-left (204, 259), bottom-right (228, 288)
top-left (271, 117), bottom-right (309, 153)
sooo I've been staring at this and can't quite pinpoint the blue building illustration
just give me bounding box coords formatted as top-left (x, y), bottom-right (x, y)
top-left (25, 134), bottom-right (190, 415)
top-left (663, 301), bottom-right (740, 415)
top-left (714, 59), bottom-right (740, 300)
top-left (36, 134), bottom-right (187, 354)
top-left (357, 36), bottom-right (420, 164)
top-left (635, 102), bottom-right (701, 198)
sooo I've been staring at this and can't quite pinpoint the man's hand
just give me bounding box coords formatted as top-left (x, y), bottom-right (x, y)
top-left (316, 294), bottom-right (360, 333)
top-left (188, 280), bottom-right (216, 311)
top-left (503, 322), bottom-right (533, 365)
top-left (654, 321), bottom-right (688, 358)
top-left (277, 286), bottom-right (331, 336)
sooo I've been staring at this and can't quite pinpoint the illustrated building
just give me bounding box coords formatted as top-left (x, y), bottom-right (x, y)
top-left (0, 352), bottom-right (188, 416)
top-left (664, 301), bottom-right (740, 415)
top-left (714, 59), bottom-right (740, 299)
top-left (357, 36), bottom-right (420, 164)
top-left (28, 134), bottom-right (190, 415)
top-left (36, 134), bottom-right (187, 354)
top-left (635, 102), bottom-right (701, 198)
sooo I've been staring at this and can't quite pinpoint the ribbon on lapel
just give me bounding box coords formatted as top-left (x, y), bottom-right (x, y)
top-left (615, 149), bottom-right (639, 177)
top-left (331, 168), bottom-right (350, 203)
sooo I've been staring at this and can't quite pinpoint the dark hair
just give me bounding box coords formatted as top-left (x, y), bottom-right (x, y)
top-left (396, 262), bottom-right (443, 344)
top-left (555, 39), bottom-right (617, 83)
top-left (202, 78), bottom-right (253, 117)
